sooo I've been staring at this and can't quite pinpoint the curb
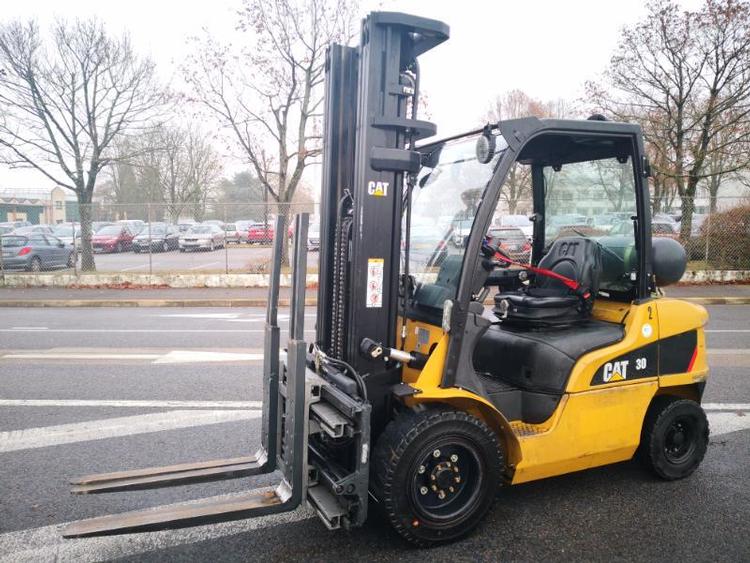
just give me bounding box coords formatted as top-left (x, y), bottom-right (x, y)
top-left (0, 297), bottom-right (748, 307)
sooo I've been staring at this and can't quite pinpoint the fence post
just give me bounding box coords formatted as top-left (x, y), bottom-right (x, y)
top-left (0, 235), bottom-right (5, 285)
top-left (224, 204), bottom-right (229, 275)
top-left (147, 204), bottom-right (153, 276)
top-left (704, 207), bottom-right (711, 266)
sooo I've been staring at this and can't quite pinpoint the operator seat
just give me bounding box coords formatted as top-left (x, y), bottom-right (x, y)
top-left (494, 236), bottom-right (602, 327)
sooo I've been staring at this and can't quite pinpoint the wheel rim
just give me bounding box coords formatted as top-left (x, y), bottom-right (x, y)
top-left (409, 439), bottom-right (483, 523)
top-left (31, 258), bottom-right (41, 272)
top-left (664, 415), bottom-right (698, 464)
top-left (162, 241), bottom-right (168, 252)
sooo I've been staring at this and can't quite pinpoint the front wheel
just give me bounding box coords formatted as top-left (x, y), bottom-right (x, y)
top-left (639, 397), bottom-right (709, 480)
top-left (372, 406), bottom-right (504, 547)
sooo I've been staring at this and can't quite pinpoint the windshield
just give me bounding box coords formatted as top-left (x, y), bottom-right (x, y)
top-left (140, 225), bottom-right (166, 235)
top-left (97, 226), bottom-right (123, 235)
top-left (1, 236), bottom-right (26, 248)
top-left (407, 133), bottom-right (505, 314)
top-left (501, 215), bottom-right (531, 227)
top-left (53, 225), bottom-right (78, 236)
top-left (189, 226), bottom-right (213, 234)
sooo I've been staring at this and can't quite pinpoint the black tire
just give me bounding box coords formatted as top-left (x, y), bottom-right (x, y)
top-left (179, 248), bottom-right (185, 252)
top-left (372, 406), bottom-right (504, 547)
top-left (639, 397), bottom-right (709, 480)
top-left (66, 252), bottom-right (76, 268)
top-left (28, 256), bottom-right (42, 273)
top-left (133, 247), bottom-right (141, 253)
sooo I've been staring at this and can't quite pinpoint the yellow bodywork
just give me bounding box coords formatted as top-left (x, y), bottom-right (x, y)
top-left (400, 297), bottom-right (708, 485)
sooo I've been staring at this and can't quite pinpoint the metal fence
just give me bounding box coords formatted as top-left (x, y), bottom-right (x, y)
top-left (1, 196), bottom-right (749, 277)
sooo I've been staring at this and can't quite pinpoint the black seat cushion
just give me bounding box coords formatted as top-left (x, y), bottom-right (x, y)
top-left (473, 320), bottom-right (624, 394)
top-left (494, 237), bottom-right (602, 326)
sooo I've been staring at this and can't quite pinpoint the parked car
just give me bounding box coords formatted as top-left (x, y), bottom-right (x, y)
top-left (92, 224), bottom-right (136, 253)
top-left (177, 222), bottom-right (197, 233)
top-left (52, 223), bottom-right (81, 248)
top-left (651, 220), bottom-right (680, 239)
top-left (11, 225), bottom-right (54, 236)
top-left (116, 219), bottom-right (145, 235)
top-left (92, 221), bottom-right (115, 233)
top-left (223, 223), bottom-right (244, 244)
top-left (487, 226), bottom-right (532, 262)
top-left (1, 234), bottom-right (76, 271)
top-left (451, 219), bottom-right (473, 247)
top-left (308, 222), bottom-right (321, 250)
top-left (247, 223), bottom-right (274, 244)
top-left (496, 214), bottom-right (533, 240)
top-left (132, 224), bottom-right (179, 252)
top-left (179, 224), bottom-right (225, 251)
top-left (0, 224), bottom-right (15, 235)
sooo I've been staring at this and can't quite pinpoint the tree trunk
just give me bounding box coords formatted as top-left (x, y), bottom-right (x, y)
top-left (78, 193), bottom-right (96, 272)
top-left (680, 186), bottom-right (696, 242)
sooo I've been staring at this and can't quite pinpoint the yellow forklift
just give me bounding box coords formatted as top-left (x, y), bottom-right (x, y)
top-left (64, 11), bottom-right (709, 546)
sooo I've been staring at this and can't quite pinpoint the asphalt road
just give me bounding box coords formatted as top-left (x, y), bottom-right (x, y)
top-left (1, 306), bottom-right (749, 562)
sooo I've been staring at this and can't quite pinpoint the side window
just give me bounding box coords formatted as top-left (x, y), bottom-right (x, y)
top-left (544, 156), bottom-right (638, 295)
top-left (29, 235), bottom-right (47, 246)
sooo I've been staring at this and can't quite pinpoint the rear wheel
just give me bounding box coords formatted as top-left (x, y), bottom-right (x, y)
top-left (372, 406), bottom-right (504, 547)
top-left (28, 256), bottom-right (42, 272)
top-left (639, 397), bottom-right (709, 480)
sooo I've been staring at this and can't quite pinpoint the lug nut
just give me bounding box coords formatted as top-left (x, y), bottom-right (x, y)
top-left (438, 491), bottom-right (446, 499)
top-left (450, 454), bottom-right (458, 462)
top-left (455, 476), bottom-right (461, 483)
top-left (431, 485), bottom-right (437, 491)
top-left (433, 449), bottom-right (441, 458)
top-left (420, 486), bottom-right (428, 495)
top-left (449, 486), bottom-right (454, 493)
top-left (418, 465), bottom-right (426, 474)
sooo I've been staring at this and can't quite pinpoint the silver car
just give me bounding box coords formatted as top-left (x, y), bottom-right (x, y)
top-left (1, 234), bottom-right (76, 271)
top-left (179, 225), bottom-right (225, 252)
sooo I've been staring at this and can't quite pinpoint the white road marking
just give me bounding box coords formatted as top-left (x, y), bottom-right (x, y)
top-left (708, 349), bottom-right (750, 355)
top-left (159, 313), bottom-right (242, 319)
top-left (709, 411), bottom-right (750, 437)
top-left (706, 329), bottom-right (750, 333)
top-left (0, 410), bottom-right (260, 453)
top-left (703, 403), bottom-right (750, 411)
top-left (0, 399), bottom-right (262, 409)
top-left (154, 350), bottom-right (264, 364)
top-left (0, 495), bottom-right (313, 563)
top-left (10, 327), bottom-right (48, 331)
top-left (0, 328), bottom-right (315, 334)
top-left (1, 353), bottom-right (162, 361)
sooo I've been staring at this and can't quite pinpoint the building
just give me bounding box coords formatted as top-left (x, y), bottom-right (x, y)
top-left (0, 187), bottom-right (78, 224)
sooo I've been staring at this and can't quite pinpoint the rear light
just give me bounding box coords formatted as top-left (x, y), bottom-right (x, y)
top-left (18, 246), bottom-right (32, 256)
top-left (523, 242), bottom-right (531, 251)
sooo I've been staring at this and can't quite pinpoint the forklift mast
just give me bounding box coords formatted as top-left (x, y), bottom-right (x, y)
top-left (317, 13), bottom-right (449, 374)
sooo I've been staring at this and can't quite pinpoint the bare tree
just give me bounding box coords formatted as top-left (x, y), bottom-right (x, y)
top-left (486, 90), bottom-right (570, 213)
top-left (183, 0), bottom-right (357, 262)
top-left (0, 19), bottom-right (163, 270)
top-left (133, 124), bottom-right (223, 222)
top-left (586, 0), bottom-right (750, 239)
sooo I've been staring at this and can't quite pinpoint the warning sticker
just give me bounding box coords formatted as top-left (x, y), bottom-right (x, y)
top-left (366, 258), bottom-right (384, 308)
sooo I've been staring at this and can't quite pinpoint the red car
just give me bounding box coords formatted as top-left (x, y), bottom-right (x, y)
top-left (247, 223), bottom-right (274, 244)
top-left (92, 224), bottom-right (136, 253)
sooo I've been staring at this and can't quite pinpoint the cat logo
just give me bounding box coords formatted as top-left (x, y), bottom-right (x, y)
top-left (367, 180), bottom-right (389, 197)
top-left (603, 360), bottom-right (629, 382)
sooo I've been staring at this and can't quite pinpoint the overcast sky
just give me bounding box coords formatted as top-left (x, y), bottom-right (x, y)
top-left (1, 0), bottom-right (703, 193)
